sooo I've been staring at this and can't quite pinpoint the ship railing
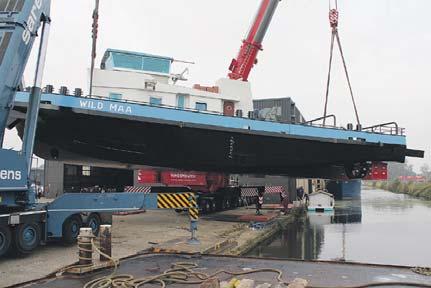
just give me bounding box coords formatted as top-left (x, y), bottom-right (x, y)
top-left (362, 122), bottom-right (405, 136)
top-left (47, 92), bottom-right (405, 136)
top-left (303, 114), bottom-right (337, 128)
top-left (85, 94), bottom-right (406, 136)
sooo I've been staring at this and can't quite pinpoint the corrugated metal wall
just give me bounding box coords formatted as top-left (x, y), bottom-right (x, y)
top-left (237, 174), bottom-right (297, 203)
top-left (253, 97), bottom-right (305, 124)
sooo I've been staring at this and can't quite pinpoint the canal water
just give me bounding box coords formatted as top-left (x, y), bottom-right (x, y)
top-left (247, 188), bottom-right (431, 267)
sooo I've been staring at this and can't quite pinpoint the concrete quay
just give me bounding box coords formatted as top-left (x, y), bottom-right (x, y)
top-left (1, 207), bottom-right (295, 287)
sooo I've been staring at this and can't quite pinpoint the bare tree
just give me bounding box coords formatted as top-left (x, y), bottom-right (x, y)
top-left (388, 161), bottom-right (416, 180)
top-left (420, 164), bottom-right (431, 180)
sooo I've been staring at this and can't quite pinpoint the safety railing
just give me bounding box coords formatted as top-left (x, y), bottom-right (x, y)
top-left (42, 90), bottom-right (405, 136)
top-left (362, 122), bottom-right (405, 136)
top-left (303, 114), bottom-right (337, 128)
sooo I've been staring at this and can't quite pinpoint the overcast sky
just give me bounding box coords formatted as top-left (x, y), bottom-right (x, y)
top-left (3, 0), bottom-right (430, 170)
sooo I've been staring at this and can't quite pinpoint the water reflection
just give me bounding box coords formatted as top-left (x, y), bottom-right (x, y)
top-left (248, 205), bottom-right (362, 261)
top-left (247, 189), bottom-right (431, 267)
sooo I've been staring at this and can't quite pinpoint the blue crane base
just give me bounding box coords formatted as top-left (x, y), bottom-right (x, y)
top-left (46, 192), bottom-right (198, 239)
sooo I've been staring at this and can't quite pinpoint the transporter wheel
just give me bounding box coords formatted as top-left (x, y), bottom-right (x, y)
top-left (223, 198), bottom-right (231, 210)
top-left (86, 213), bottom-right (101, 236)
top-left (210, 200), bottom-right (217, 213)
top-left (231, 197), bottom-right (239, 209)
top-left (200, 200), bottom-right (207, 214)
top-left (62, 215), bottom-right (82, 245)
top-left (345, 162), bottom-right (371, 179)
top-left (238, 197), bottom-right (244, 207)
top-left (200, 199), bottom-right (212, 214)
top-left (12, 223), bottom-right (41, 256)
top-left (0, 226), bottom-right (12, 257)
top-left (205, 200), bottom-right (215, 214)
top-left (204, 200), bottom-right (212, 214)
top-left (215, 199), bottom-right (223, 212)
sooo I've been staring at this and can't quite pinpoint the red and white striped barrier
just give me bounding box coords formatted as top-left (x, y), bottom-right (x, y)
top-left (265, 186), bottom-right (283, 194)
top-left (241, 186), bottom-right (286, 197)
top-left (124, 186), bottom-right (151, 193)
top-left (241, 187), bottom-right (259, 197)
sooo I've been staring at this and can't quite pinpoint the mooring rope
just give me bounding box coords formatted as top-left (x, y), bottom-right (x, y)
top-left (82, 258), bottom-right (431, 288)
top-left (84, 261), bottom-right (286, 288)
top-left (58, 238), bottom-right (431, 288)
top-left (312, 284), bottom-right (431, 288)
top-left (412, 267), bottom-right (431, 277)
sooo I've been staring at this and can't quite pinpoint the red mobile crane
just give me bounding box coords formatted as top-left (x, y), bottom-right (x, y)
top-left (131, 1), bottom-right (284, 213)
top-left (228, 0), bottom-right (281, 81)
top-left (135, 169), bottom-right (241, 214)
top-left (228, 0), bottom-right (388, 181)
top-left (139, 1), bottom-right (388, 207)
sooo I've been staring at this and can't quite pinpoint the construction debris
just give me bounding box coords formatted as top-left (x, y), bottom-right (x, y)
top-left (201, 278), bottom-right (221, 288)
top-left (287, 278), bottom-right (308, 288)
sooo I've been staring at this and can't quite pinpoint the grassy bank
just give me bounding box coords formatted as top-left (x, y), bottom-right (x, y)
top-left (373, 180), bottom-right (431, 200)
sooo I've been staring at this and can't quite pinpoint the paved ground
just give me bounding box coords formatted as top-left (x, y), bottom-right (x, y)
top-left (0, 208), bottom-right (266, 287)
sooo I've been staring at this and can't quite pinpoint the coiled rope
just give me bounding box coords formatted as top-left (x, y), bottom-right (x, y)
top-left (83, 260), bottom-right (431, 288)
top-left (413, 267), bottom-right (431, 277)
top-left (59, 238), bottom-right (431, 288)
top-left (84, 262), bottom-right (286, 288)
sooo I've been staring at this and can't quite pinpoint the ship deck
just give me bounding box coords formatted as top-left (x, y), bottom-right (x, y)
top-left (14, 253), bottom-right (431, 288)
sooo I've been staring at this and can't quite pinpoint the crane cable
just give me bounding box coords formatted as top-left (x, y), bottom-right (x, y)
top-left (89, 0), bottom-right (100, 96)
top-left (323, 0), bottom-right (361, 127)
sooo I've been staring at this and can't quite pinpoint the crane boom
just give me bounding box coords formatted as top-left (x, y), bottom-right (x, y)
top-left (228, 0), bottom-right (281, 81)
top-left (0, 0), bottom-right (51, 208)
top-left (0, 0), bottom-right (51, 146)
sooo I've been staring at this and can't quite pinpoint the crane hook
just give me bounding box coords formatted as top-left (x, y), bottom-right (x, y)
top-left (329, 9), bottom-right (339, 29)
top-left (328, 0), bottom-right (339, 29)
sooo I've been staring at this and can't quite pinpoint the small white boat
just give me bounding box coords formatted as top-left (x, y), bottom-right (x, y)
top-left (307, 190), bottom-right (335, 212)
top-left (308, 210), bottom-right (335, 226)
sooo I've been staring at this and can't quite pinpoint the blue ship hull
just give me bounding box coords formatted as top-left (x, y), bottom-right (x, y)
top-left (10, 92), bottom-right (423, 179)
